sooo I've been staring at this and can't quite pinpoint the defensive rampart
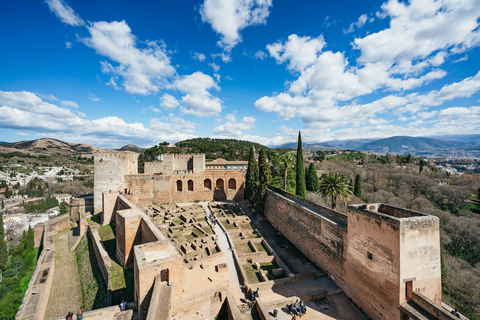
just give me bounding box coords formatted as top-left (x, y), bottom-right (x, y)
top-left (264, 188), bottom-right (443, 320)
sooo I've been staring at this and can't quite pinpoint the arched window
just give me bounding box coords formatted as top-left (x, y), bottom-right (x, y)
top-left (176, 180), bottom-right (182, 192)
top-left (204, 179), bottom-right (212, 190)
top-left (188, 180), bottom-right (194, 191)
top-left (228, 178), bottom-right (236, 189)
top-left (216, 179), bottom-right (224, 190)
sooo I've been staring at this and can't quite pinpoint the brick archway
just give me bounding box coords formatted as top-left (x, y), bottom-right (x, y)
top-left (216, 179), bottom-right (224, 190)
top-left (188, 180), bottom-right (194, 191)
top-left (228, 178), bottom-right (236, 189)
top-left (176, 180), bottom-right (182, 192)
top-left (204, 179), bottom-right (212, 190)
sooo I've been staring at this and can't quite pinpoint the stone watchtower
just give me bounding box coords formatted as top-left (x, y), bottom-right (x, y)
top-left (93, 151), bottom-right (140, 213)
top-left (345, 203), bottom-right (441, 320)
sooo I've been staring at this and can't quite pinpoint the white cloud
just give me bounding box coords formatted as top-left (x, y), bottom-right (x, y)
top-left (45, 0), bottom-right (85, 27)
top-left (209, 62), bottom-right (220, 72)
top-left (344, 14), bottom-right (372, 34)
top-left (211, 52), bottom-right (232, 63)
top-left (354, 0), bottom-right (480, 73)
top-left (193, 52), bottom-right (206, 61)
top-left (61, 100), bottom-right (79, 108)
top-left (213, 112), bottom-right (256, 136)
top-left (82, 20), bottom-right (176, 95)
top-left (267, 34), bottom-right (326, 72)
top-left (254, 50), bottom-right (266, 60)
top-left (200, 0), bottom-right (273, 51)
top-left (225, 75), bottom-right (234, 81)
top-left (257, 0), bottom-right (480, 131)
top-left (66, 41), bottom-right (72, 49)
top-left (149, 106), bottom-right (162, 113)
top-left (88, 93), bottom-right (100, 102)
top-left (14, 132), bottom-right (30, 137)
top-left (159, 93), bottom-right (180, 109)
top-left (0, 90), bottom-right (198, 148)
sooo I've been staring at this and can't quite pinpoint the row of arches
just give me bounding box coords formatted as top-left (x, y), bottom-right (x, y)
top-left (176, 178), bottom-right (236, 192)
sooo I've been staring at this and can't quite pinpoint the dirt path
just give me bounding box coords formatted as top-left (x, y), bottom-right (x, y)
top-left (45, 228), bottom-right (82, 319)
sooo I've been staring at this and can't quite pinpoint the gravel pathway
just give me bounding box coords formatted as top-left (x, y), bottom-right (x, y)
top-left (45, 228), bottom-right (82, 319)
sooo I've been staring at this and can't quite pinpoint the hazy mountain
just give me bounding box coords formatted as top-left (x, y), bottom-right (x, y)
top-left (273, 135), bottom-right (480, 155)
top-left (0, 138), bottom-right (109, 155)
top-left (117, 144), bottom-right (144, 153)
top-left (273, 142), bottom-right (345, 151)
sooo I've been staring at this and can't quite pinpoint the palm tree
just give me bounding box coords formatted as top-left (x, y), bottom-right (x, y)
top-left (318, 173), bottom-right (353, 210)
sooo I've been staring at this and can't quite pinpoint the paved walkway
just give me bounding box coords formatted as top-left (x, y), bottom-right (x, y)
top-left (45, 228), bottom-right (82, 319)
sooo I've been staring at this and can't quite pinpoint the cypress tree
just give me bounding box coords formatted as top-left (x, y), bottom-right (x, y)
top-left (295, 131), bottom-right (306, 198)
top-left (306, 162), bottom-right (319, 192)
top-left (245, 147), bottom-right (259, 202)
top-left (1, 199), bottom-right (3, 209)
top-left (354, 174), bottom-right (362, 198)
top-left (258, 149), bottom-right (272, 190)
top-left (254, 149), bottom-right (272, 213)
top-left (26, 225), bottom-right (34, 250)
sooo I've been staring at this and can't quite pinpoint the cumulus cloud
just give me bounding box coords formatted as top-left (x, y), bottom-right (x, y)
top-left (267, 34), bottom-right (326, 72)
top-left (209, 63), bottom-right (220, 72)
top-left (256, 0), bottom-right (480, 133)
top-left (213, 112), bottom-right (256, 136)
top-left (200, 0), bottom-right (273, 51)
top-left (66, 41), bottom-right (72, 49)
top-left (160, 93), bottom-right (180, 109)
top-left (354, 0), bottom-right (480, 73)
top-left (82, 20), bottom-right (176, 95)
top-left (0, 90), bottom-right (198, 148)
top-left (88, 93), bottom-right (100, 102)
top-left (45, 0), bottom-right (85, 26)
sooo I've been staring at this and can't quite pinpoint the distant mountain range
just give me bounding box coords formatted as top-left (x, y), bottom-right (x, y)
top-left (274, 135), bottom-right (480, 155)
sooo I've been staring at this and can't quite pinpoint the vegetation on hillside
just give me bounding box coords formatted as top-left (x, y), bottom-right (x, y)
top-left (0, 233), bottom-right (39, 320)
top-left (138, 138), bottom-right (270, 173)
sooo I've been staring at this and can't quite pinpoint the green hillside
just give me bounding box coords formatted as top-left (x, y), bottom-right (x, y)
top-left (138, 138), bottom-right (269, 173)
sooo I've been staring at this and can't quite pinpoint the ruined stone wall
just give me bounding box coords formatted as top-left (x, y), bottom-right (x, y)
top-left (145, 162), bottom-right (164, 174)
top-left (94, 151), bottom-right (139, 213)
top-left (264, 189), bottom-right (347, 286)
top-left (47, 214), bottom-right (72, 236)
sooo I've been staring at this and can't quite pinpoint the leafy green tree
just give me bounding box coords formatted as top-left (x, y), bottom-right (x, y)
top-left (318, 173), bottom-right (353, 210)
top-left (354, 174), bottom-right (363, 198)
top-left (306, 163), bottom-right (319, 192)
top-left (245, 147), bottom-right (259, 202)
top-left (59, 201), bottom-right (69, 216)
top-left (26, 225), bottom-right (34, 250)
top-left (1, 199), bottom-right (4, 209)
top-left (282, 153), bottom-right (296, 192)
top-left (295, 131), bottom-right (306, 198)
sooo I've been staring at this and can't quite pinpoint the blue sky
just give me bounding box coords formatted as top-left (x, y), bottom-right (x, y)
top-left (0, 0), bottom-right (479, 148)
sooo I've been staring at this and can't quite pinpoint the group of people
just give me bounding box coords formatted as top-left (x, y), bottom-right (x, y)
top-left (209, 212), bottom-right (218, 226)
top-left (249, 287), bottom-right (260, 302)
top-left (288, 300), bottom-right (307, 318)
top-left (65, 307), bottom-right (83, 320)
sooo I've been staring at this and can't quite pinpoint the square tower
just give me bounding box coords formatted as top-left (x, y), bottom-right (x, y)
top-left (346, 203), bottom-right (441, 320)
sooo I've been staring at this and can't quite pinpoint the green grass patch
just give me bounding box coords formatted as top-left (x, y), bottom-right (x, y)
top-left (236, 242), bottom-right (254, 254)
top-left (242, 264), bottom-right (263, 284)
top-left (221, 220), bottom-right (237, 230)
top-left (255, 242), bottom-right (267, 252)
top-left (75, 235), bottom-right (108, 311)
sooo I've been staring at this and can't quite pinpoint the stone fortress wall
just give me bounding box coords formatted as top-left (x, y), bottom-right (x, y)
top-left (94, 152), bottom-right (246, 213)
top-left (264, 188), bottom-right (452, 320)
